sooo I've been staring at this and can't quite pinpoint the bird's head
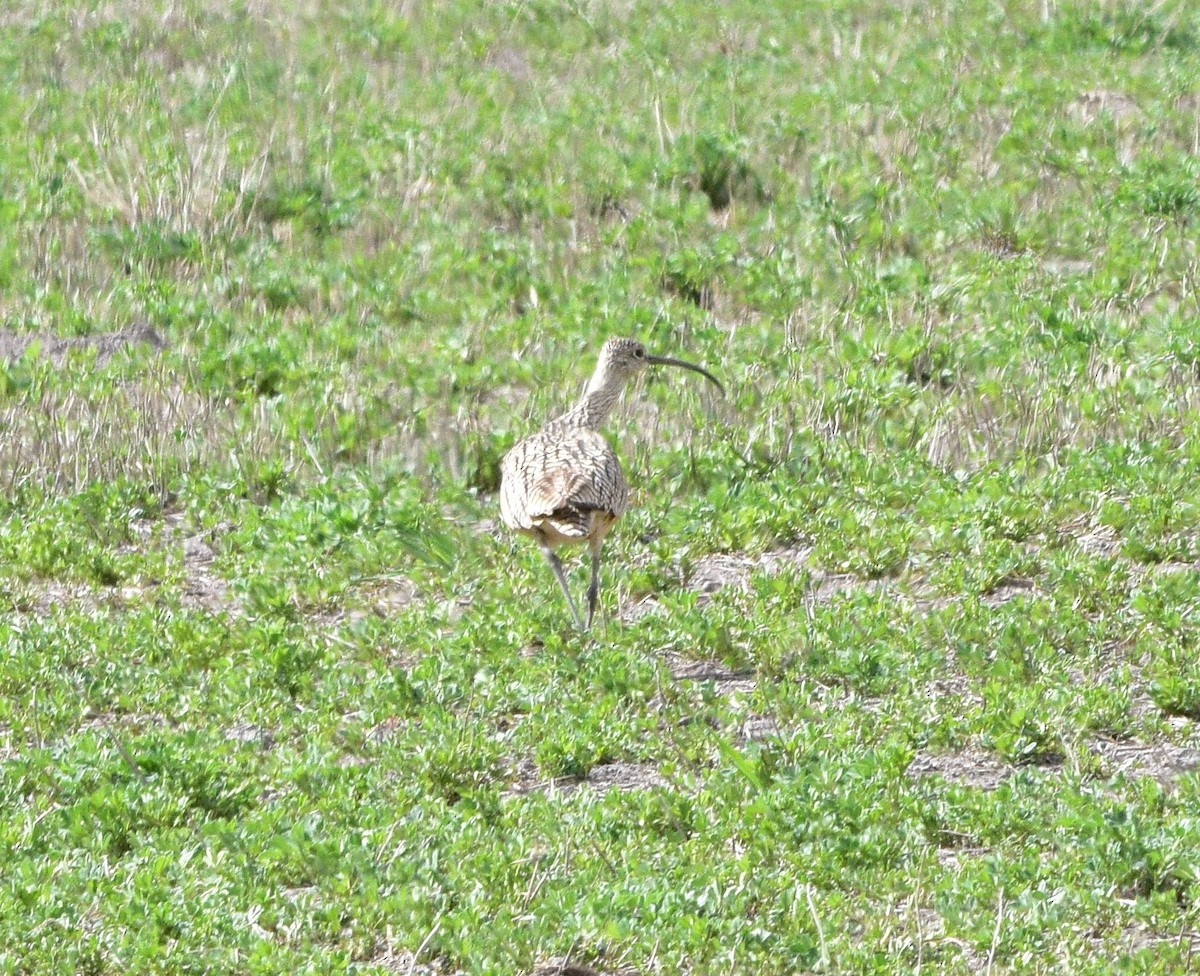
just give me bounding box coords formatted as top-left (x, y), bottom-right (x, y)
top-left (592, 337), bottom-right (723, 393)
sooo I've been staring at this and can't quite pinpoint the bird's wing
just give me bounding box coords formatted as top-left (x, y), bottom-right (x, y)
top-left (500, 429), bottom-right (629, 533)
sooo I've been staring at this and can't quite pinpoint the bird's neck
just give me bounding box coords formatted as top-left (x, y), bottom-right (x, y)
top-left (558, 372), bottom-right (624, 429)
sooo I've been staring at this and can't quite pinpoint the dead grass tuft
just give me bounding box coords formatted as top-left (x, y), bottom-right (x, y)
top-left (71, 116), bottom-right (268, 242)
top-left (0, 365), bottom-right (283, 495)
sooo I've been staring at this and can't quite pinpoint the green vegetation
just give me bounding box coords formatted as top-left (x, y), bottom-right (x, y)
top-left (3, 0), bottom-right (1200, 972)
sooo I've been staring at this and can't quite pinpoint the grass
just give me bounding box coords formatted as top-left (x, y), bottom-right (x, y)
top-left (3, 0), bottom-right (1200, 972)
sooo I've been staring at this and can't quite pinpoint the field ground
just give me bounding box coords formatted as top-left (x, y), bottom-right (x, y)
top-left (3, 1), bottom-right (1200, 973)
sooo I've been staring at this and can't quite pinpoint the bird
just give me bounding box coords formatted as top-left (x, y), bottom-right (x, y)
top-left (500, 337), bottom-right (723, 631)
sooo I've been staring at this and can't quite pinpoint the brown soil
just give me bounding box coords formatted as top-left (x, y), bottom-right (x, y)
top-left (908, 747), bottom-right (1014, 791)
top-left (1072, 90), bottom-right (1140, 124)
top-left (507, 759), bottom-right (670, 798)
top-left (664, 649), bottom-right (756, 693)
top-left (0, 324), bottom-right (166, 365)
top-left (1089, 736), bottom-right (1200, 785)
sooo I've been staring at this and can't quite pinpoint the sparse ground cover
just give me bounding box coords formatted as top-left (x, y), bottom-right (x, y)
top-left (3, 0), bottom-right (1200, 972)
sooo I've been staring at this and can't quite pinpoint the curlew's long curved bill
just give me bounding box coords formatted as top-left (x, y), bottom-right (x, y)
top-left (645, 355), bottom-right (724, 396)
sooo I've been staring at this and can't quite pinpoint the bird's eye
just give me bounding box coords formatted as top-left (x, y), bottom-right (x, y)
top-left (633, 347), bottom-right (646, 358)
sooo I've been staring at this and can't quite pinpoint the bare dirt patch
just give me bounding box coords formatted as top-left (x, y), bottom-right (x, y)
top-left (1072, 90), bottom-right (1140, 124)
top-left (1119, 926), bottom-right (1200, 956)
top-left (13, 508), bottom-right (420, 624)
top-left (485, 45), bottom-right (533, 82)
top-left (619, 595), bottom-right (662, 623)
top-left (909, 736), bottom-right (1200, 794)
top-left (1080, 924), bottom-right (1200, 962)
top-left (584, 762), bottom-right (670, 793)
top-left (181, 529), bottom-right (237, 615)
top-left (980, 577), bottom-right (1037, 607)
top-left (908, 748), bottom-right (1014, 791)
top-left (686, 545), bottom-right (813, 600)
top-left (687, 546), bottom-right (897, 606)
top-left (664, 650), bottom-right (756, 695)
top-left (6, 579), bottom-right (108, 617)
top-left (686, 552), bottom-right (761, 597)
top-left (225, 721), bottom-right (276, 751)
top-left (367, 950), bottom-right (448, 974)
top-left (739, 715), bottom-right (782, 744)
top-left (531, 960), bottom-right (642, 976)
top-left (1042, 256), bottom-right (1094, 277)
top-left (1089, 736), bottom-right (1200, 785)
top-left (935, 846), bottom-right (990, 874)
top-left (530, 963), bottom-right (613, 976)
top-left (0, 324), bottom-right (166, 365)
top-left (507, 760), bottom-right (670, 798)
top-left (1074, 524), bottom-right (1124, 558)
top-left (8, 513), bottom-right (243, 620)
top-left (1145, 560), bottom-right (1200, 578)
top-left (78, 710), bottom-right (172, 737)
top-left (1060, 515), bottom-right (1200, 577)
top-left (367, 577), bottom-right (420, 615)
top-left (927, 675), bottom-right (985, 709)
top-left (623, 545), bottom-right (892, 622)
top-left (883, 900), bottom-right (991, 973)
top-left (134, 513), bottom-right (240, 616)
top-left (369, 946), bottom-right (447, 976)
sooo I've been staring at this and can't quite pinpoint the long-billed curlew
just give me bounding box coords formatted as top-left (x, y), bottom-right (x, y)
top-left (500, 337), bottom-right (723, 631)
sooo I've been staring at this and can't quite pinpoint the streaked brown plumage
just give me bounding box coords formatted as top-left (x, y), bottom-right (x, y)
top-left (500, 337), bottom-right (722, 630)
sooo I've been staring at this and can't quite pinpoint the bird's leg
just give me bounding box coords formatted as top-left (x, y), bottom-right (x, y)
top-left (586, 541), bottom-right (603, 632)
top-left (541, 543), bottom-right (584, 631)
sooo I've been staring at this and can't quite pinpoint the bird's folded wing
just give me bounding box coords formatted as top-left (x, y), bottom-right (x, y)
top-left (526, 464), bottom-right (601, 517)
top-left (503, 429), bottom-right (628, 529)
